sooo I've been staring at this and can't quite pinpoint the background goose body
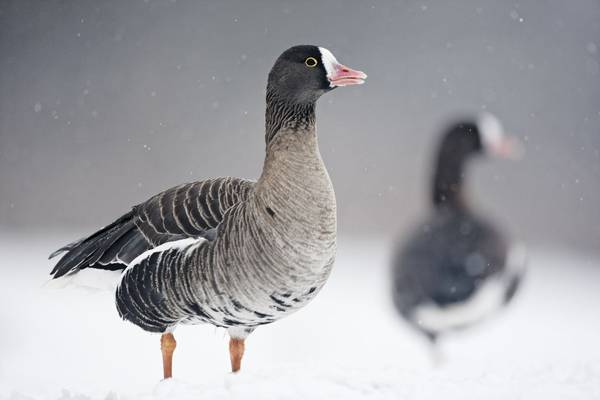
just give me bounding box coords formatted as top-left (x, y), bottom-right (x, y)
top-left (394, 208), bottom-right (520, 337)
top-left (49, 45), bottom-right (366, 378)
top-left (392, 115), bottom-right (525, 348)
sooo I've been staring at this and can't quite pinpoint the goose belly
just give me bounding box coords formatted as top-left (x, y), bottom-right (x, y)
top-left (181, 199), bottom-right (337, 329)
top-left (181, 265), bottom-right (334, 329)
top-left (182, 234), bottom-right (336, 329)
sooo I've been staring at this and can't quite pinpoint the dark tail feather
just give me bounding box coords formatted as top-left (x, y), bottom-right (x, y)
top-left (48, 237), bottom-right (86, 259)
top-left (99, 227), bottom-right (150, 265)
top-left (49, 211), bottom-right (139, 278)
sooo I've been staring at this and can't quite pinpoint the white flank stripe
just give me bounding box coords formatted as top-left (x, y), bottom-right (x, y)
top-left (123, 237), bottom-right (206, 275)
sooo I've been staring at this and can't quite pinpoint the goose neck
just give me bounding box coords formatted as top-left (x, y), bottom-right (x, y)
top-left (264, 89), bottom-right (316, 146)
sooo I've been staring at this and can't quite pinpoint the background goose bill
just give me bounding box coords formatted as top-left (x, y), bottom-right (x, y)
top-left (488, 136), bottom-right (524, 159)
top-left (328, 65), bottom-right (367, 87)
top-left (477, 112), bottom-right (524, 159)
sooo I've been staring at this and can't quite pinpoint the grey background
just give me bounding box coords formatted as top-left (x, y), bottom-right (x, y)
top-left (1, 0), bottom-right (599, 254)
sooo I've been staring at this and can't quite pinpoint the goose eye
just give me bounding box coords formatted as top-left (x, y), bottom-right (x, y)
top-left (305, 57), bottom-right (318, 68)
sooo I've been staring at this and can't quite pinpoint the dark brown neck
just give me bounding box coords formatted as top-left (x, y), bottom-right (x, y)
top-left (265, 88), bottom-right (316, 147)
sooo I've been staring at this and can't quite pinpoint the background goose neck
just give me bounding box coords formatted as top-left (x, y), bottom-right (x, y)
top-left (432, 151), bottom-right (468, 210)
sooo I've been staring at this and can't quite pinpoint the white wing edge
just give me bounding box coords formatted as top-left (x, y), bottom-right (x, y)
top-left (122, 236), bottom-right (206, 276)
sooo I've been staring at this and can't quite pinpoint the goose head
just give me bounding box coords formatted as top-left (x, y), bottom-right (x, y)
top-left (267, 45), bottom-right (367, 104)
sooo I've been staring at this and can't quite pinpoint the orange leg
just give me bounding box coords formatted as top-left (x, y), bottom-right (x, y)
top-left (229, 337), bottom-right (245, 373)
top-left (160, 333), bottom-right (177, 379)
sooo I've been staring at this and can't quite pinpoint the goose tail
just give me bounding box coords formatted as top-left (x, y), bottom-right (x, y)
top-left (49, 211), bottom-right (147, 279)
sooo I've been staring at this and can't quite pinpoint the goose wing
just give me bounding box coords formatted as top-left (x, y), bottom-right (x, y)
top-left (49, 177), bottom-right (255, 278)
top-left (133, 177), bottom-right (254, 245)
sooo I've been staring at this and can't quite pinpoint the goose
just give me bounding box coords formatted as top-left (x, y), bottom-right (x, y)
top-left (49, 45), bottom-right (366, 379)
top-left (391, 114), bottom-right (526, 357)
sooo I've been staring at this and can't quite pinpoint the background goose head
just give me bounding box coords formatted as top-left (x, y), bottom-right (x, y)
top-left (432, 113), bottom-right (522, 208)
top-left (438, 113), bottom-right (521, 163)
top-left (477, 113), bottom-right (523, 159)
top-left (267, 45), bottom-right (367, 104)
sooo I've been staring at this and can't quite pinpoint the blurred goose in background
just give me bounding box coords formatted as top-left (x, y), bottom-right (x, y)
top-left (391, 113), bottom-right (526, 359)
top-left (49, 45), bottom-right (366, 379)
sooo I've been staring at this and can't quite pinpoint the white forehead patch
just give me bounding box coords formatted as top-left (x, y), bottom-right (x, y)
top-left (318, 47), bottom-right (339, 82)
top-left (477, 112), bottom-right (504, 151)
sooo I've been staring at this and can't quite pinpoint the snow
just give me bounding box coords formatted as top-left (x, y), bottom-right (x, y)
top-left (0, 233), bottom-right (599, 399)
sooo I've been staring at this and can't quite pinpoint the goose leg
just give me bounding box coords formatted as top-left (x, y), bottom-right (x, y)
top-left (229, 337), bottom-right (245, 373)
top-left (160, 333), bottom-right (177, 379)
top-left (227, 327), bottom-right (253, 373)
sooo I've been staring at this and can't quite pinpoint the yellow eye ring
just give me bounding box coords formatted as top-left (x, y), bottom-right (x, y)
top-left (305, 57), bottom-right (318, 68)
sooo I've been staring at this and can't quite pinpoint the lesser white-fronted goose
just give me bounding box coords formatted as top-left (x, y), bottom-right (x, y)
top-left (50, 45), bottom-right (367, 378)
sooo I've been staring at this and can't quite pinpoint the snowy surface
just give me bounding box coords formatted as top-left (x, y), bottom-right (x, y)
top-left (0, 233), bottom-right (599, 399)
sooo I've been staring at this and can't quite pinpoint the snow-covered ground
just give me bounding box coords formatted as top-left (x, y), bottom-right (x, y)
top-left (0, 233), bottom-right (599, 399)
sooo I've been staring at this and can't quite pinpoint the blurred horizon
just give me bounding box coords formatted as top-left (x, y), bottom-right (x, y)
top-left (1, 0), bottom-right (599, 254)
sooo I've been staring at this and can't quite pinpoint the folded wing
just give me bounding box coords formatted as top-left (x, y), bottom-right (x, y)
top-left (49, 177), bottom-right (255, 278)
